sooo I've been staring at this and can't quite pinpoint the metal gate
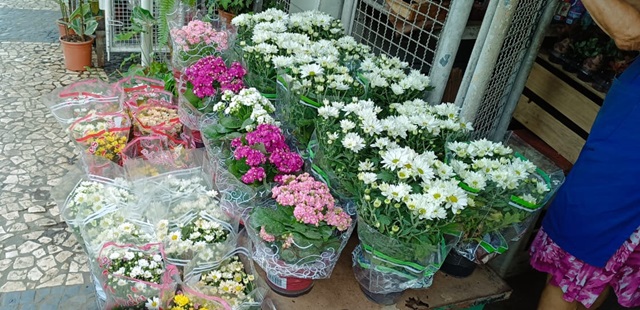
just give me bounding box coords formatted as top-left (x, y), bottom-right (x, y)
top-left (456, 0), bottom-right (558, 140)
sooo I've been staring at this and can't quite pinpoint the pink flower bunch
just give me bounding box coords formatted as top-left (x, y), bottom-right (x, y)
top-left (170, 20), bottom-right (230, 52)
top-left (272, 173), bottom-right (352, 231)
top-left (231, 124), bottom-right (303, 184)
top-left (185, 56), bottom-right (246, 99)
top-left (259, 226), bottom-right (275, 242)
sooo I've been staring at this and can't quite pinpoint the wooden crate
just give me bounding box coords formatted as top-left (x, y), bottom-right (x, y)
top-left (512, 52), bottom-right (604, 164)
top-left (386, 0), bottom-right (449, 23)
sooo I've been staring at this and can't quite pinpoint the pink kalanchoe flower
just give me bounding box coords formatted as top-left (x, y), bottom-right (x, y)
top-left (231, 137), bottom-right (243, 148)
top-left (272, 173), bottom-right (340, 226)
top-left (245, 124), bottom-right (288, 153)
top-left (324, 208), bottom-right (352, 231)
top-left (185, 56), bottom-right (246, 99)
top-left (259, 226), bottom-right (275, 242)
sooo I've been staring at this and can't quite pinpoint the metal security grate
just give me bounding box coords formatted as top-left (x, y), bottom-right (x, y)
top-left (350, 0), bottom-right (451, 75)
top-left (469, 0), bottom-right (546, 139)
top-left (107, 0), bottom-right (164, 53)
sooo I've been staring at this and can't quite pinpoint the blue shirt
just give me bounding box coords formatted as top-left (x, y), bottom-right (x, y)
top-left (543, 58), bottom-right (640, 268)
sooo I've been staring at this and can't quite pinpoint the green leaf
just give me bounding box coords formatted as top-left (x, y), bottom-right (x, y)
top-left (84, 19), bottom-right (98, 36)
top-left (116, 32), bottom-right (136, 41)
top-left (240, 118), bottom-right (254, 129)
top-left (220, 116), bottom-right (242, 129)
top-left (378, 215), bottom-right (391, 226)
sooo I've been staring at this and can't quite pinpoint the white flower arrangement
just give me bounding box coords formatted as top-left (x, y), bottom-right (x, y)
top-left (193, 255), bottom-right (257, 307)
top-left (288, 10), bottom-right (344, 41)
top-left (66, 179), bottom-right (136, 221)
top-left (212, 88), bottom-right (278, 131)
top-left (333, 36), bottom-right (373, 64)
top-left (359, 54), bottom-right (432, 105)
top-left (156, 211), bottom-right (233, 265)
top-left (445, 139), bottom-right (552, 251)
top-left (233, 8), bottom-right (290, 42)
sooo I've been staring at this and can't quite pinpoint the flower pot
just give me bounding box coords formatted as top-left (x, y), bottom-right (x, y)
top-left (56, 19), bottom-right (75, 37)
top-left (218, 9), bottom-right (235, 28)
top-left (358, 284), bottom-right (403, 306)
top-left (266, 272), bottom-right (314, 297)
top-left (60, 36), bottom-right (94, 72)
top-left (440, 250), bottom-right (477, 278)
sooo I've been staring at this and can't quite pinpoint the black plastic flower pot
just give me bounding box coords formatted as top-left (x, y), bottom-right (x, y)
top-left (359, 285), bottom-right (403, 306)
top-left (440, 251), bottom-right (477, 278)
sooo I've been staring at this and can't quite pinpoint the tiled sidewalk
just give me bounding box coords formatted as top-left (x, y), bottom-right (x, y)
top-left (0, 1), bottom-right (106, 306)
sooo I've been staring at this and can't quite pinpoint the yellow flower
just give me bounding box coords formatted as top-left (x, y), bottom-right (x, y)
top-left (174, 294), bottom-right (190, 307)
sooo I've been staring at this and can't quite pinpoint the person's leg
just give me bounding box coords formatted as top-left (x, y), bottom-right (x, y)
top-left (577, 287), bottom-right (611, 310)
top-left (537, 277), bottom-right (580, 310)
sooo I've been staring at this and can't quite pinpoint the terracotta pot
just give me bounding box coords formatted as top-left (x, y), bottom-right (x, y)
top-left (218, 9), bottom-right (235, 28)
top-left (56, 19), bottom-right (75, 37)
top-left (266, 272), bottom-right (314, 297)
top-left (60, 36), bottom-right (94, 72)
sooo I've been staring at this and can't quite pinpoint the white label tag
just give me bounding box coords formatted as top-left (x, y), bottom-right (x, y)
top-left (267, 272), bottom-right (287, 289)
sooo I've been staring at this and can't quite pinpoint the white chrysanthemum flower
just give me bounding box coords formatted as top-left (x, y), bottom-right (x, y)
top-left (145, 297), bottom-right (161, 310)
top-left (318, 105), bottom-right (340, 119)
top-left (358, 160), bottom-right (375, 171)
top-left (444, 182), bottom-right (468, 213)
top-left (341, 132), bottom-right (366, 153)
top-left (381, 148), bottom-right (411, 171)
top-left (535, 179), bottom-right (550, 194)
top-left (358, 172), bottom-right (378, 185)
top-left (339, 119), bottom-right (356, 132)
top-left (382, 183), bottom-right (412, 202)
top-left (299, 63), bottom-right (324, 78)
top-left (462, 171), bottom-right (487, 191)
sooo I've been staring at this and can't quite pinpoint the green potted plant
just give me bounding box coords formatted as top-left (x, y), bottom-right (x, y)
top-left (51, 0), bottom-right (75, 37)
top-left (60, 0), bottom-right (99, 71)
top-left (216, 0), bottom-right (255, 25)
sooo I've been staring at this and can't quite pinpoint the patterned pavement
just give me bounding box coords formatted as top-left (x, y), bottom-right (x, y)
top-left (0, 1), bottom-right (107, 307)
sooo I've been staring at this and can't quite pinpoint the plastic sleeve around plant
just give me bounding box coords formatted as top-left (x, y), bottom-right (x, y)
top-left (124, 147), bottom-right (207, 184)
top-left (453, 231), bottom-right (509, 264)
top-left (95, 242), bottom-right (179, 310)
top-left (114, 76), bottom-right (165, 94)
top-left (353, 218), bottom-right (460, 294)
top-left (244, 198), bottom-right (356, 280)
top-left (182, 241), bottom-right (267, 310)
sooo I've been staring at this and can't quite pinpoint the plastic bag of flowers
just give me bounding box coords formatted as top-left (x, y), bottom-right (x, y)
top-left (178, 55), bottom-right (247, 130)
top-left (273, 46), bottom-right (367, 152)
top-left (124, 147), bottom-right (207, 184)
top-left (351, 145), bottom-right (465, 305)
top-left (58, 170), bottom-right (136, 254)
top-left (44, 79), bottom-right (121, 128)
top-left (133, 103), bottom-right (183, 142)
top-left (357, 54), bottom-right (433, 106)
top-left (114, 76), bottom-right (166, 95)
top-left (123, 88), bottom-right (174, 117)
top-left (199, 87), bottom-right (278, 160)
top-left (244, 173), bottom-right (355, 297)
top-left (68, 111), bottom-right (131, 165)
top-left (182, 232), bottom-right (268, 309)
top-left (210, 123), bottom-right (305, 219)
top-left (96, 242), bottom-right (179, 310)
top-left (150, 198), bottom-right (240, 267)
top-left (170, 19), bottom-right (236, 70)
top-left (442, 135), bottom-right (564, 277)
top-left (164, 289), bottom-right (232, 310)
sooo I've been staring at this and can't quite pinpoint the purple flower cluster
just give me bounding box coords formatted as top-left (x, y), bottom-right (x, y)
top-left (231, 124), bottom-right (304, 184)
top-left (184, 56), bottom-right (246, 99)
top-left (271, 173), bottom-right (352, 230)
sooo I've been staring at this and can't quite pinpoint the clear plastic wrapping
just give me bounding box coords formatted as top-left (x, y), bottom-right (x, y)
top-left (245, 175), bottom-right (356, 280)
top-left (183, 243), bottom-right (268, 310)
top-left (353, 218), bottom-right (460, 294)
top-left (68, 112), bottom-right (131, 164)
top-left (44, 79), bottom-right (121, 128)
top-left (96, 242), bottom-right (179, 310)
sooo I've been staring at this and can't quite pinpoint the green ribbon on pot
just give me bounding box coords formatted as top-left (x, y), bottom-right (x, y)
top-left (478, 233), bottom-right (508, 254)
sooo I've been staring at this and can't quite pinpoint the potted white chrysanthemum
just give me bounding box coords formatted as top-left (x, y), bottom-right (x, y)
top-left (442, 136), bottom-right (564, 277)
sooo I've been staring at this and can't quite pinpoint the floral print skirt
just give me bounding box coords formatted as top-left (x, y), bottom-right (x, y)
top-left (530, 227), bottom-right (640, 308)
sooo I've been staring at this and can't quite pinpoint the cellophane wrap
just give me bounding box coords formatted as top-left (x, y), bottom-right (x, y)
top-left (68, 112), bottom-right (131, 164)
top-left (59, 170), bottom-right (135, 254)
top-left (96, 242), bottom-right (179, 310)
top-left (183, 241), bottom-right (267, 310)
top-left (133, 101), bottom-right (182, 140)
top-left (43, 79), bottom-right (120, 128)
top-left (150, 196), bottom-right (240, 266)
top-left (124, 147), bottom-right (206, 182)
top-left (244, 198), bottom-right (356, 280)
top-left (170, 17), bottom-right (237, 71)
top-left (353, 218), bottom-right (460, 294)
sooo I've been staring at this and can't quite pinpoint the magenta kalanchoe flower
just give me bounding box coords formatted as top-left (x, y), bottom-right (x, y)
top-left (184, 56), bottom-right (246, 99)
top-left (231, 124), bottom-right (304, 185)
